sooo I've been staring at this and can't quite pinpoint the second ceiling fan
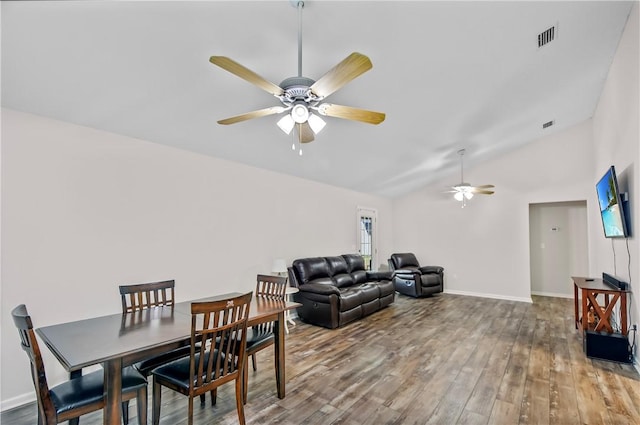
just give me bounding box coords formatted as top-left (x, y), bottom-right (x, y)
top-left (209, 1), bottom-right (385, 144)
top-left (447, 149), bottom-right (495, 207)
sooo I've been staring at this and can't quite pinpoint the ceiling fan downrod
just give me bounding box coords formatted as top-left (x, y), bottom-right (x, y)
top-left (297, 1), bottom-right (303, 77)
top-left (458, 148), bottom-right (466, 183)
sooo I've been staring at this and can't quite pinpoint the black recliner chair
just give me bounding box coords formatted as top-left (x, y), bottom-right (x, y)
top-left (388, 253), bottom-right (444, 297)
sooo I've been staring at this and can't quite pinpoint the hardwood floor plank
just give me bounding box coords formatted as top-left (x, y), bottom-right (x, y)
top-left (496, 312), bottom-right (536, 406)
top-left (457, 409), bottom-right (489, 425)
top-left (488, 399), bottom-right (520, 425)
top-left (519, 377), bottom-right (550, 425)
top-left (3, 294), bottom-right (638, 425)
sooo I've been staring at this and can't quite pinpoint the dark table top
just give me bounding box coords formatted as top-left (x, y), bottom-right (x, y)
top-left (571, 276), bottom-right (629, 292)
top-left (36, 292), bottom-right (299, 371)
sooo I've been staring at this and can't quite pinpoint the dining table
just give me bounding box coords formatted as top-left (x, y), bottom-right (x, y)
top-left (36, 292), bottom-right (301, 425)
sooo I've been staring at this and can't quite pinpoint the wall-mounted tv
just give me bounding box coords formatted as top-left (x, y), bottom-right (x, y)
top-left (595, 165), bottom-right (629, 238)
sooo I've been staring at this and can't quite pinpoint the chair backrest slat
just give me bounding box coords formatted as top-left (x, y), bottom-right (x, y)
top-left (119, 280), bottom-right (176, 313)
top-left (189, 292), bottom-right (252, 397)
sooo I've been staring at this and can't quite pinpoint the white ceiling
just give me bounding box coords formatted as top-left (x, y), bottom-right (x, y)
top-left (1, 1), bottom-right (633, 198)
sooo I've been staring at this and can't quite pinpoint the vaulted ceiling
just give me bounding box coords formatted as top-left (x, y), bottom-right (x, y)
top-left (1, 1), bottom-right (633, 197)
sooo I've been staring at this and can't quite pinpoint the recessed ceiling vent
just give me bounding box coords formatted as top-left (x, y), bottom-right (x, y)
top-left (543, 120), bottom-right (555, 129)
top-left (538, 26), bottom-right (556, 48)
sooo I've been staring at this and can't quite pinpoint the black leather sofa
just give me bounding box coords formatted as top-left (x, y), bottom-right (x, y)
top-left (388, 253), bottom-right (444, 298)
top-left (287, 254), bottom-right (394, 329)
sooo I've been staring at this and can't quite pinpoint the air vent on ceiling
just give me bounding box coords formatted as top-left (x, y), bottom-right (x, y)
top-left (543, 120), bottom-right (555, 129)
top-left (538, 26), bottom-right (556, 48)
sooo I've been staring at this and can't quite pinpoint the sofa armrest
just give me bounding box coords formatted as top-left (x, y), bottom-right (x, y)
top-left (366, 270), bottom-right (392, 281)
top-left (393, 268), bottom-right (420, 276)
top-left (298, 282), bottom-right (341, 296)
top-left (287, 266), bottom-right (301, 288)
top-left (419, 266), bottom-right (444, 275)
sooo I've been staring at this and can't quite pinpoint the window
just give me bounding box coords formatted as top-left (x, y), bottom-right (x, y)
top-left (357, 208), bottom-right (377, 271)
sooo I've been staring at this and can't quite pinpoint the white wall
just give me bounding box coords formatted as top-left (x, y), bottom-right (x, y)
top-left (0, 109), bottom-right (393, 409)
top-left (591, 3), bottom-right (639, 361)
top-left (392, 119), bottom-right (594, 302)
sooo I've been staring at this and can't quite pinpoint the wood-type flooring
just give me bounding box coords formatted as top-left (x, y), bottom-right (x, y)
top-left (3, 294), bottom-right (639, 424)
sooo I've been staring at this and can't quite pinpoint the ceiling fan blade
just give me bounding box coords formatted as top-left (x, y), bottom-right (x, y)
top-left (217, 106), bottom-right (287, 125)
top-left (473, 190), bottom-right (495, 195)
top-left (474, 184), bottom-right (495, 189)
top-left (209, 56), bottom-right (284, 97)
top-left (310, 52), bottom-right (372, 99)
top-left (297, 122), bottom-right (315, 143)
top-left (317, 103), bottom-right (385, 125)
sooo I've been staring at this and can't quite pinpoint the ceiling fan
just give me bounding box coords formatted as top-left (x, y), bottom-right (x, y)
top-left (447, 149), bottom-right (495, 207)
top-left (209, 1), bottom-right (385, 146)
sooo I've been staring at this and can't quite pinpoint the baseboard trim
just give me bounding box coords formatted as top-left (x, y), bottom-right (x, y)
top-left (1, 392), bottom-right (35, 413)
top-left (443, 289), bottom-right (532, 303)
top-left (530, 290), bottom-right (573, 299)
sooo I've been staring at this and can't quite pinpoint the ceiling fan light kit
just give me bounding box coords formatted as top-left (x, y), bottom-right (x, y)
top-left (209, 0), bottom-right (385, 146)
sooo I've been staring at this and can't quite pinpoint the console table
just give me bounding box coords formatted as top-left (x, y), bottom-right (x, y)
top-left (572, 276), bottom-right (629, 335)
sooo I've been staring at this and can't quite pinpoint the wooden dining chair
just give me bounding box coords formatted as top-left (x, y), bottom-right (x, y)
top-left (243, 274), bottom-right (287, 404)
top-left (150, 292), bottom-right (253, 425)
top-left (119, 280), bottom-right (193, 375)
top-left (119, 279), bottom-right (194, 420)
top-left (120, 279), bottom-right (176, 313)
top-left (11, 304), bottom-right (148, 425)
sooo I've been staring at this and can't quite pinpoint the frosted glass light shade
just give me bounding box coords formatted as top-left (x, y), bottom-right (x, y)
top-left (277, 115), bottom-right (295, 134)
top-left (307, 113), bottom-right (326, 134)
top-left (291, 104), bottom-right (309, 123)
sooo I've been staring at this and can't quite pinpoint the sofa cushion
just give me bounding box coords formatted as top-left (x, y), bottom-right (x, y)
top-left (325, 256), bottom-right (349, 275)
top-left (342, 254), bottom-right (365, 272)
top-left (307, 277), bottom-right (336, 287)
top-left (339, 287), bottom-right (364, 311)
top-left (333, 273), bottom-right (355, 288)
top-left (376, 280), bottom-right (395, 298)
top-left (356, 283), bottom-right (380, 303)
top-left (351, 270), bottom-right (368, 284)
top-left (293, 257), bottom-right (329, 285)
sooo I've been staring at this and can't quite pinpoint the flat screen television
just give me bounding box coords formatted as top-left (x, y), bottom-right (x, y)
top-left (595, 165), bottom-right (629, 238)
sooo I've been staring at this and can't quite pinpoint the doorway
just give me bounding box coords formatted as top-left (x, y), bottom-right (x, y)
top-left (529, 201), bottom-right (589, 298)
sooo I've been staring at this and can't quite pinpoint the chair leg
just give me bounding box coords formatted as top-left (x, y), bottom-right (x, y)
top-left (188, 395), bottom-right (194, 425)
top-left (235, 377), bottom-right (246, 425)
top-left (152, 378), bottom-right (162, 425)
top-left (243, 357), bottom-right (249, 404)
top-left (122, 400), bottom-right (130, 425)
top-left (209, 389), bottom-right (217, 406)
top-left (200, 393), bottom-right (205, 404)
top-left (251, 353), bottom-right (257, 371)
top-left (137, 385), bottom-right (148, 425)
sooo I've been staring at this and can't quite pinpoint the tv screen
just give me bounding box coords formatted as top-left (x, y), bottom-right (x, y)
top-left (595, 166), bottom-right (629, 238)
